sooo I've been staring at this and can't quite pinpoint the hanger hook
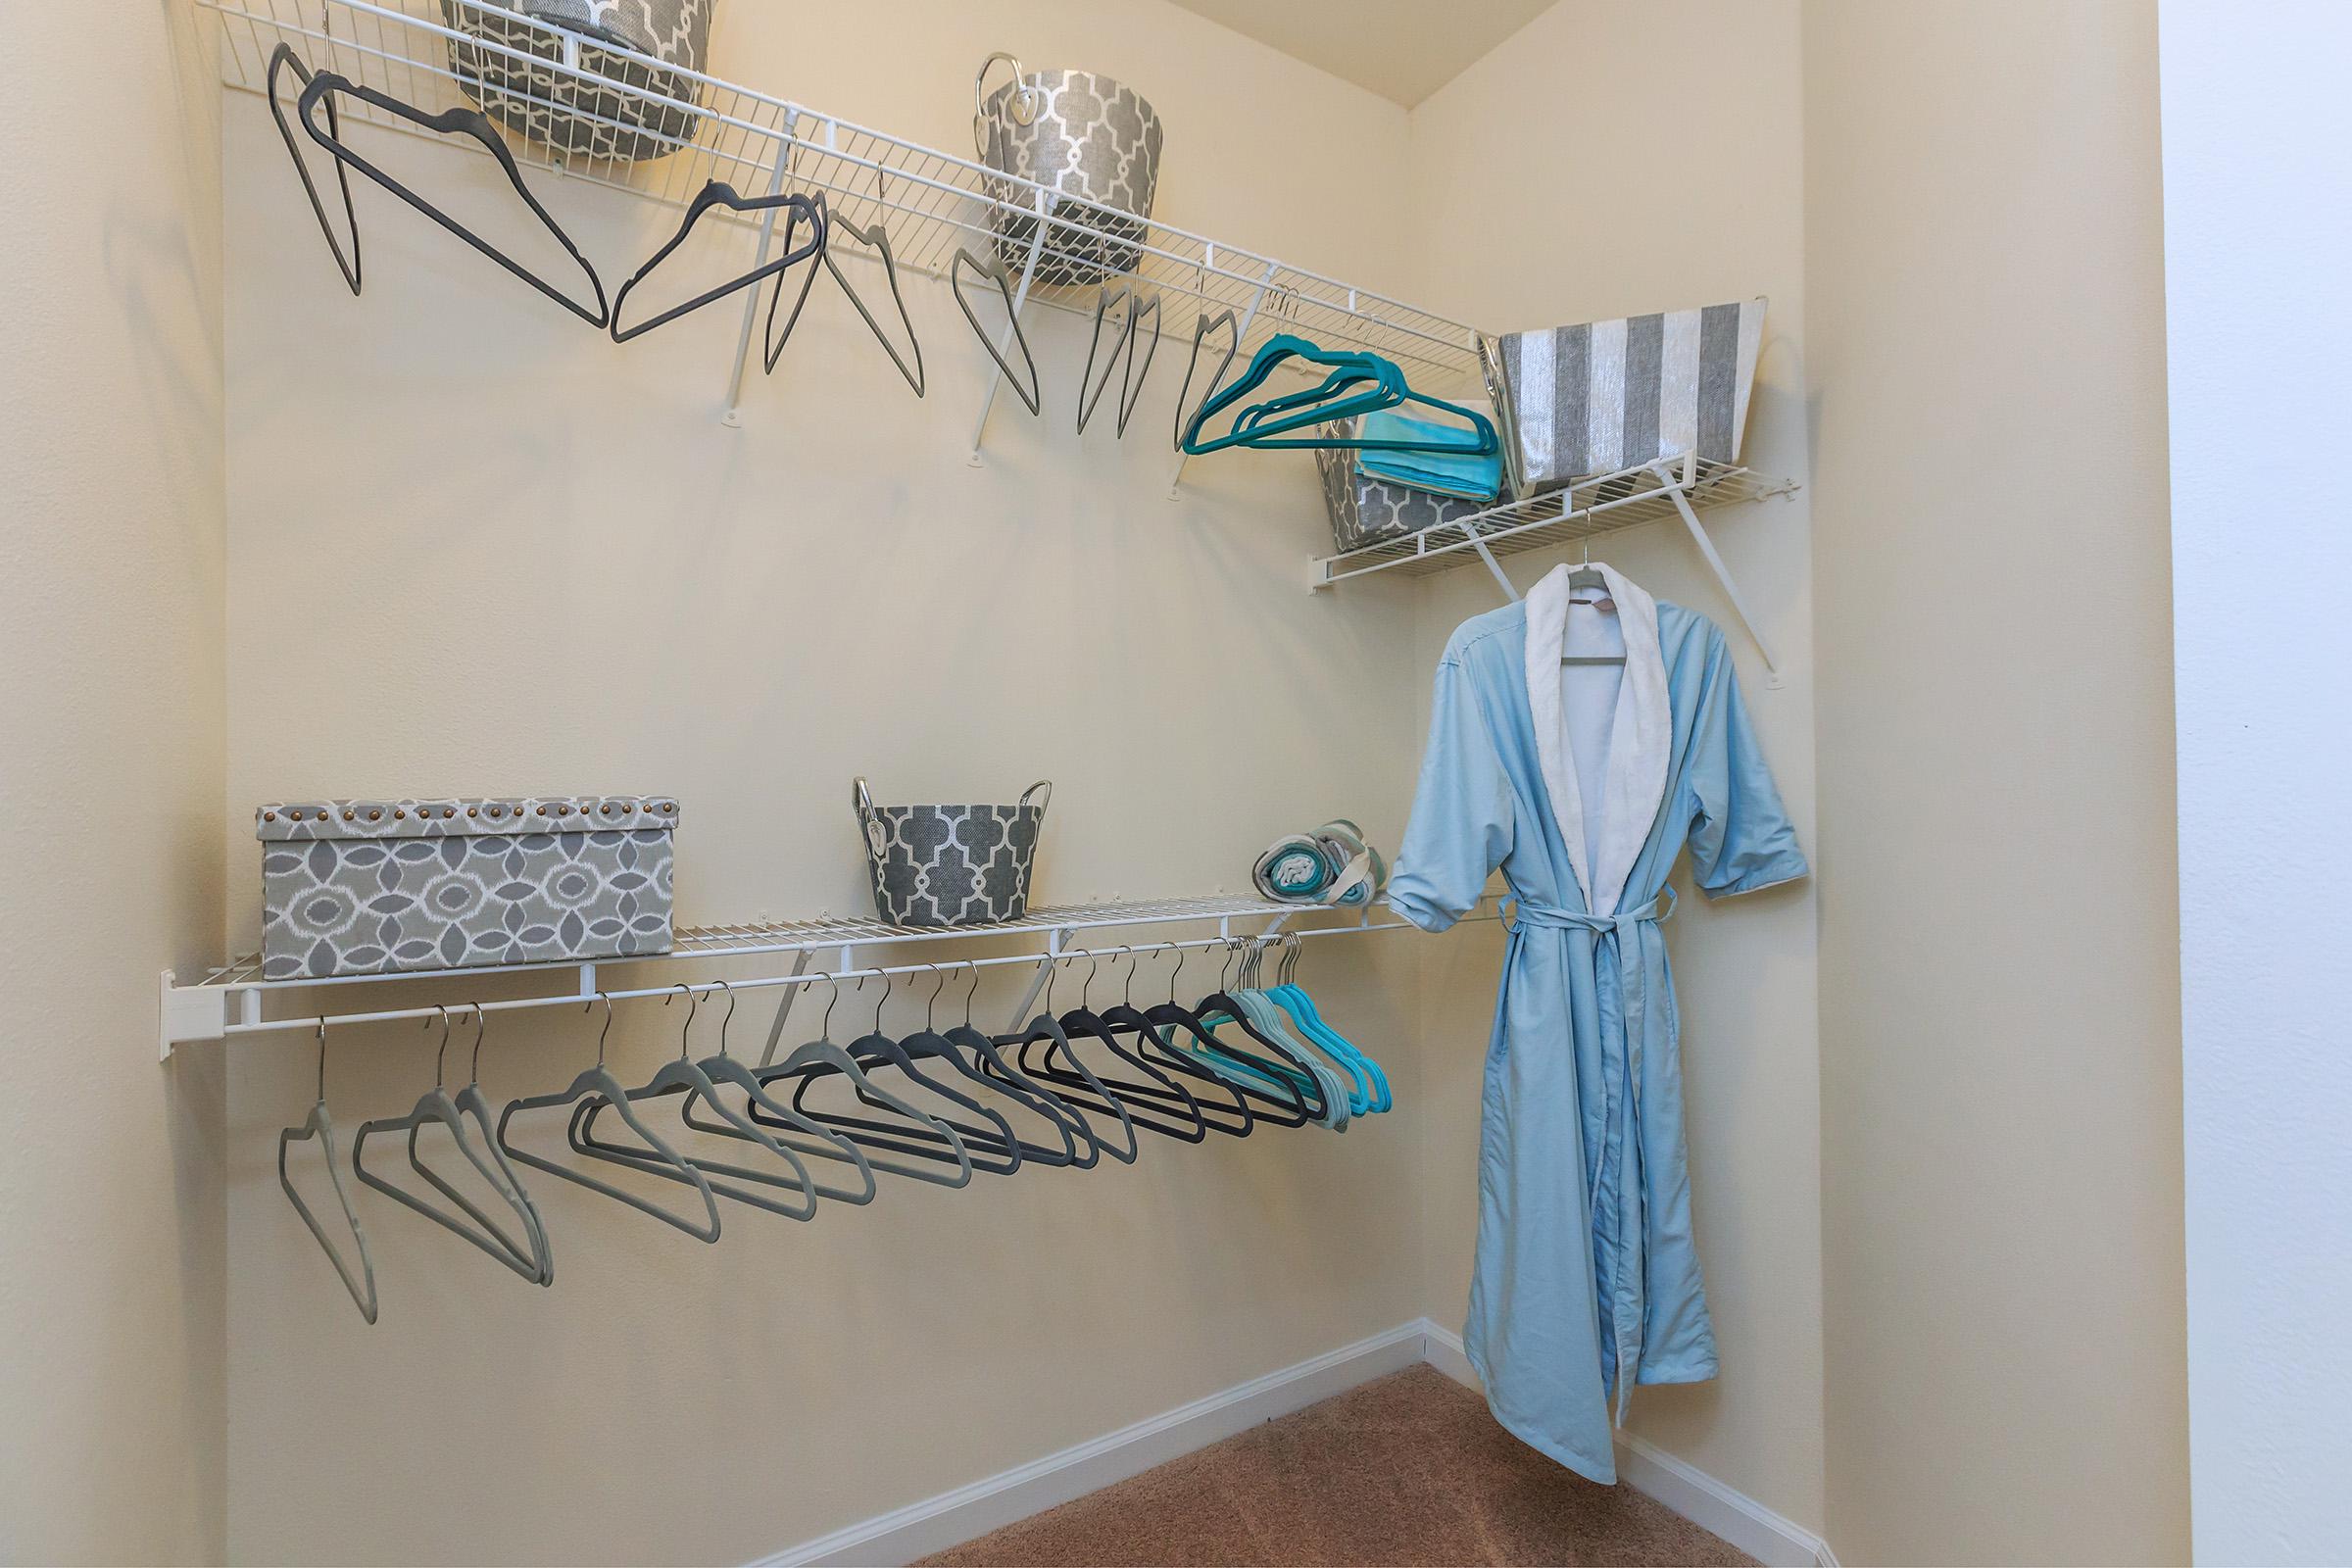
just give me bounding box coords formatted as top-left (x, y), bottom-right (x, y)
top-left (1117, 945), bottom-right (1138, 1007)
top-left (819, 970), bottom-right (842, 1042)
top-left (923, 963), bottom-right (946, 1030)
top-left (857, 970), bottom-right (888, 1037)
top-left (664, 983), bottom-right (697, 1058)
top-left (714, 980), bottom-right (737, 1058)
top-left (467, 1004), bottom-right (488, 1084)
top-left (584, 993), bottom-right (614, 1069)
top-left (1080, 948), bottom-right (1102, 1009)
top-left (315, 1019), bottom-right (329, 1102)
top-left (1166, 942), bottom-right (1188, 1004)
top-left (426, 1004), bottom-right (453, 1089)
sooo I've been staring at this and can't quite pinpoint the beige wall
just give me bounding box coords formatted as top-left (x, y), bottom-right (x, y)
top-left (220, 5), bottom-right (1438, 1562)
top-left (1802, 3), bottom-right (2188, 1562)
top-left (0, 2), bottom-right (229, 1563)
top-left (1401, 0), bottom-right (1827, 1535)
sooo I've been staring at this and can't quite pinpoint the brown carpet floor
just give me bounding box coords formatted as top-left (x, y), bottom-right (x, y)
top-left (916, 1365), bottom-right (1754, 1567)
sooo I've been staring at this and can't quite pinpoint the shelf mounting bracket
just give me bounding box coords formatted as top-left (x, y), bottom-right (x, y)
top-left (718, 110), bottom-right (802, 428)
top-left (1002, 925), bottom-right (1074, 1032)
top-left (967, 190), bottom-right (1055, 466)
top-left (1167, 258), bottom-right (1281, 498)
top-left (1654, 457), bottom-right (1781, 684)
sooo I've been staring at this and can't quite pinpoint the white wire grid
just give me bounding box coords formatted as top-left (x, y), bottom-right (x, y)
top-left (165, 894), bottom-right (1461, 1048)
top-left (1312, 458), bottom-right (1798, 588)
top-left (193, 895), bottom-right (1329, 993)
top-left (203, 0), bottom-right (1483, 381)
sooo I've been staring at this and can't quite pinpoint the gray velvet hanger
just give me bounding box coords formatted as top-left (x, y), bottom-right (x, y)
top-left (670, 981), bottom-right (879, 1205)
top-left (565, 987), bottom-right (832, 1221)
top-left (495, 995), bottom-right (722, 1244)
top-left (355, 1006), bottom-right (552, 1284)
top-left (1563, 547), bottom-right (1627, 667)
top-left (279, 1021), bottom-right (378, 1324)
top-left (434, 1007), bottom-right (554, 1285)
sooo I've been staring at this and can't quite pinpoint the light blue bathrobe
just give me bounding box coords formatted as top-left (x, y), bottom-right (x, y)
top-left (1387, 563), bottom-right (1806, 1483)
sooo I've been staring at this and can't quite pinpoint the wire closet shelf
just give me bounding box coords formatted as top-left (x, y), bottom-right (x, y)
top-left (160, 894), bottom-right (1488, 1054)
top-left (1313, 457), bottom-right (1796, 589)
top-left (203, 0), bottom-right (1482, 382)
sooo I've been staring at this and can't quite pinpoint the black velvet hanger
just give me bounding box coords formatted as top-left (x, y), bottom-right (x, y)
top-left (763, 191), bottom-right (925, 395)
top-left (609, 183), bottom-right (825, 343)
top-left (292, 59), bottom-right (609, 326)
top-left (952, 247), bottom-right (1042, 416)
top-left (1170, 309), bottom-right (1239, 452)
top-left (985, 1012), bottom-right (1140, 1164)
top-left (267, 45), bottom-right (359, 296)
top-left (1077, 285), bottom-right (1160, 438)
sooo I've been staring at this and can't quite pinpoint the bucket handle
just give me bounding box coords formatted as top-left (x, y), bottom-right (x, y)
top-left (972, 51), bottom-right (1039, 159)
top-left (853, 776), bottom-right (880, 834)
top-left (1018, 780), bottom-right (1053, 814)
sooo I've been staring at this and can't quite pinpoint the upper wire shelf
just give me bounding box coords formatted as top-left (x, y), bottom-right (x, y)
top-left (159, 893), bottom-right (1462, 1052)
top-left (191, 894), bottom-right (1317, 994)
top-left (202, 0), bottom-right (1483, 382)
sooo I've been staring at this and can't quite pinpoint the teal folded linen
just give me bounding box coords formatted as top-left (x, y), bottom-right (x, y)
top-left (1355, 406), bottom-right (1504, 500)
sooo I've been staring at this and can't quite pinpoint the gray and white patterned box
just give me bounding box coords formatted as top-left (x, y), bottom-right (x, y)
top-left (255, 796), bottom-right (677, 980)
top-left (1314, 418), bottom-right (1494, 555)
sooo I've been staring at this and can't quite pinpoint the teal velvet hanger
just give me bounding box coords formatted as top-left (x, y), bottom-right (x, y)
top-left (1181, 334), bottom-right (1398, 454)
top-left (1180, 333), bottom-right (1502, 458)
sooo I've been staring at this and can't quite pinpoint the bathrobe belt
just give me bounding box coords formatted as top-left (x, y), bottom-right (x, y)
top-left (1503, 886), bottom-right (1678, 1420)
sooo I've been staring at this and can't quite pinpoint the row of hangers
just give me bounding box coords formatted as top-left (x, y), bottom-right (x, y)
top-left (266, 41), bottom-right (1495, 457)
top-left (280, 935), bottom-right (1390, 1323)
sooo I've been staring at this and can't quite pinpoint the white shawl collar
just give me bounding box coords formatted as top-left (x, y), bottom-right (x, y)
top-left (1523, 562), bottom-right (1673, 916)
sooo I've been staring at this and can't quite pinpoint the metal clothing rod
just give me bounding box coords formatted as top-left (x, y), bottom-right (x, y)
top-left (209, 910), bottom-right (1469, 1044)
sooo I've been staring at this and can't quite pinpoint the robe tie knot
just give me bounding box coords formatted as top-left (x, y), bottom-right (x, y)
top-left (1505, 885), bottom-right (1677, 935)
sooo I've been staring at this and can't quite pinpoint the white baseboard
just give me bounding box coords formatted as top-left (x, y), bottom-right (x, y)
top-left (1418, 1322), bottom-right (1837, 1568)
top-left (758, 1322), bottom-right (1430, 1566)
top-left (759, 1317), bottom-right (1836, 1568)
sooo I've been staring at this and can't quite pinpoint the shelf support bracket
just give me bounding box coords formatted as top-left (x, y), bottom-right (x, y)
top-left (160, 970), bottom-right (227, 1060)
top-left (1003, 925), bottom-right (1073, 1032)
top-left (1657, 460), bottom-right (1781, 684)
top-left (758, 950), bottom-right (816, 1068)
top-left (718, 111), bottom-right (802, 428)
top-left (1468, 527), bottom-right (1521, 603)
top-left (967, 190), bottom-right (1055, 466)
top-left (1167, 259), bottom-right (1281, 498)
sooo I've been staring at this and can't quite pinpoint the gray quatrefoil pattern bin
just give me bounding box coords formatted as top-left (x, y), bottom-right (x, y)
top-left (256, 796), bottom-right (677, 979)
top-left (1315, 417), bottom-right (1493, 553)
top-left (857, 780), bottom-right (1049, 928)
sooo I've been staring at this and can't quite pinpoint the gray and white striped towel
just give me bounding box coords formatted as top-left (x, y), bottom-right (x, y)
top-left (1490, 298), bottom-right (1766, 494)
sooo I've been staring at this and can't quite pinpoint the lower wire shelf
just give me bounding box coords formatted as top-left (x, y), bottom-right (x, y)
top-left (160, 894), bottom-right (1496, 1055)
top-left (1309, 453), bottom-right (1798, 679)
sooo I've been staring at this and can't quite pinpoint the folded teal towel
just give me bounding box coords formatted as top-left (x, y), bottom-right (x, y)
top-left (1356, 406), bottom-right (1504, 501)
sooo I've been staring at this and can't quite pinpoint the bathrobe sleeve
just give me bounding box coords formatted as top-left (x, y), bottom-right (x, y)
top-left (1684, 638), bottom-right (1809, 898)
top-left (1386, 654), bottom-right (1516, 933)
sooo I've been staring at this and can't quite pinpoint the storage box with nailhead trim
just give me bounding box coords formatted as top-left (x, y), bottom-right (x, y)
top-left (254, 796), bottom-right (677, 980)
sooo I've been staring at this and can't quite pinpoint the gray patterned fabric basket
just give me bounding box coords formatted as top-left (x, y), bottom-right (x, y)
top-left (256, 795), bottom-right (677, 980)
top-left (444, 0), bottom-right (714, 163)
top-left (857, 778), bottom-right (1050, 929)
top-left (1315, 417), bottom-right (1494, 554)
top-left (974, 54), bottom-right (1163, 286)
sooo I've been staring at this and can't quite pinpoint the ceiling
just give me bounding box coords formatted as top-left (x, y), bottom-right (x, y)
top-left (1163, 0), bottom-right (1554, 107)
